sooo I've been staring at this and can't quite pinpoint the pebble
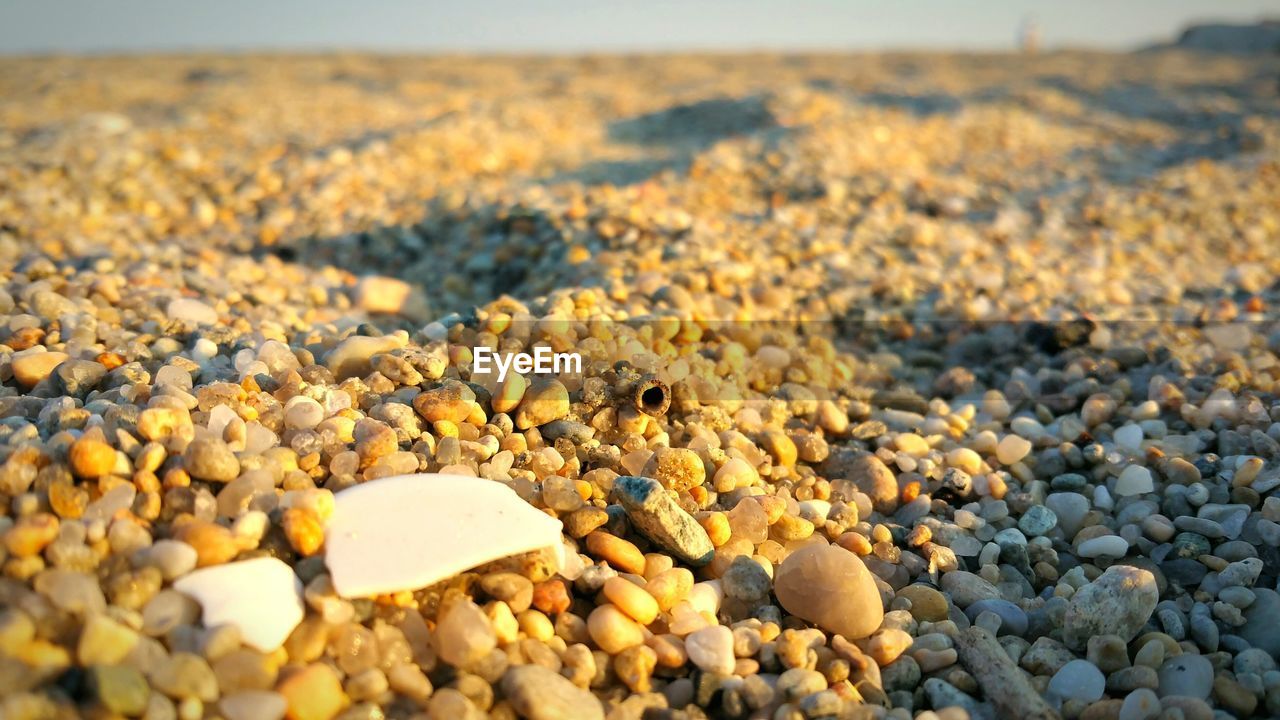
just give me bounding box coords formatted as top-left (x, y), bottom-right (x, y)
top-left (1157, 653), bottom-right (1213, 700)
top-left (1063, 566), bottom-right (1159, 650)
top-left (68, 437), bottom-right (118, 478)
top-left (612, 475), bottom-right (714, 566)
top-left (435, 598), bottom-right (497, 668)
top-left (1115, 465), bottom-right (1155, 496)
top-left (276, 664), bottom-right (348, 720)
top-left (773, 542), bottom-right (883, 640)
top-left (183, 438), bottom-right (241, 483)
top-left (10, 350), bottom-right (68, 388)
top-left (502, 664), bottom-right (605, 720)
top-left (220, 691), bottom-right (288, 720)
top-left (1049, 659), bottom-right (1106, 704)
top-left (1078, 534), bottom-right (1130, 559)
top-left (685, 625), bottom-right (735, 675)
top-left (90, 664), bottom-right (152, 716)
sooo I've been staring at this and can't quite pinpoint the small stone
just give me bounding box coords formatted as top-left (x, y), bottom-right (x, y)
top-left (502, 664), bottom-right (605, 720)
top-left (587, 604), bottom-right (644, 654)
top-left (1078, 534), bottom-right (1129, 559)
top-left (846, 453), bottom-right (899, 514)
top-left (964, 598), bottom-right (1027, 636)
top-left (11, 350), bottom-right (68, 388)
top-left (34, 569), bottom-right (106, 615)
top-left (221, 691), bottom-right (288, 720)
top-left (1048, 659), bottom-right (1105, 704)
top-left (641, 447), bottom-right (706, 492)
top-left (68, 437), bottom-right (117, 478)
top-left (685, 625), bottom-right (735, 675)
top-left (324, 334), bottom-right (405, 380)
top-left (90, 664), bottom-right (151, 716)
top-left (612, 475), bottom-right (714, 566)
top-left (3, 513), bottom-right (59, 557)
top-left (78, 613), bottom-right (139, 666)
top-left (143, 540), bottom-right (199, 580)
top-left (1063, 566), bottom-right (1159, 650)
top-left (585, 531), bottom-right (646, 574)
top-left (174, 520), bottom-right (240, 567)
top-left (413, 380), bottom-right (475, 423)
top-left (1115, 465), bottom-right (1154, 496)
top-left (897, 584), bottom-right (949, 622)
top-left (1018, 505), bottom-right (1057, 537)
top-left (515, 378), bottom-right (570, 429)
top-left (1046, 492), bottom-right (1090, 538)
top-left (1157, 654), bottom-right (1213, 700)
top-left (167, 297), bottom-right (219, 325)
top-left (151, 652), bottom-right (218, 701)
top-left (603, 577), bottom-right (659, 625)
top-left (435, 598), bottom-right (497, 668)
top-left (184, 438), bottom-right (240, 483)
top-left (721, 555), bottom-right (771, 601)
top-left (996, 435), bottom-right (1032, 465)
top-left (276, 664), bottom-right (349, 720)
top-left (1119, 688), bottom-right (1160, 720)
top-left (774, 542), bottom-right (883, 640)
top-left (939, 570), bottom-right (1001, 608)
top-left (354, 275), bottom-right (411, 314)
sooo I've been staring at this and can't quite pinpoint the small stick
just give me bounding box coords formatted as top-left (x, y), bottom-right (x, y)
top-left (954, 626), bottom-right (1062, 720)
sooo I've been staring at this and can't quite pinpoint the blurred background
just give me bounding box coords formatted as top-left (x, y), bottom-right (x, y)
top-left (3, 0), bottom-right (1278, 55)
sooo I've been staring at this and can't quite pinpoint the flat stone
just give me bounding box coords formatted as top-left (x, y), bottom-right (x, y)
top-left (774, 542), bottom-right (883, 640)
top-left (611, 475), bottom-right (714, 566)
top-left (167, 297), bottom-right (219, 325)
top-left (1063, 566), bottom-right (1159, 650)
top-left (1078, 535), bottom-right (1129, 559)
top-left (173, 557), bottom-right (304, 652)
top-left (324, 473), bottom-right (565, 597)
top-left (324, 334), bottom-right (406, 380)
top-left (502, 663), bottom-right (605, 720)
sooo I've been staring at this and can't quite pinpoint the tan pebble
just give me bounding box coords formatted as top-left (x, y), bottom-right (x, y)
top-left (514, 378), bottom-right (569, 429)
top-left (587, 604), bottom-right (645, 654)
top-left (4, 513), bottom-right (59, 557)
top-left (412, 381), bottom-right (475, 424)
top-left (585, 531), bottom-right (646, 574)
top-left (647, 633), bottom-right (687, 668)
top-left (602, 577), bottom-right (659, 625)
top-left (770, 513), bottom-right (814, 542)
top-left (645, 568), bottom-right (694, 612)
top-left (761, 430), bottom-right (797, 467)
top-left (699, 512), bottom-right (731, 547)
top-left (946, 448), bottom-right (983, 474)
top-left (281, 508), bottom-right (324, 557)
top-left (911, 647), bottom-right (957, 672)
top-left (137, 407), bottom-right (192, 442)
top-left (490, 372), bottom-right (529, 415)
top-left (835, 531), bottom-right (873, 556)
top-left (486, 601), bottom-right (519, 644)
top-left (175, 521), bottom-right (239, 567)
top-left (276, 663), bottom-right (349, 720)
top-left (894, 433), bottom-right (930, 456)
top-left (517, 609), bottom-right (554, 641)
top-left (613, 644), bottom-right (658, 692)
top-left (11, 350), bottom-right (68, 388)
top-left (642, 447), bottom-right (706, 492)
top-left (68, 438), bottom-right (117, 479)
top-left (354, 275), bottom-right (411, 314)
top-left (643, 554), bottom-right (674, 579)
top-left (754, 496), bottom-right (787, 524)
top-left (860, 628), bottom-right (912, 666)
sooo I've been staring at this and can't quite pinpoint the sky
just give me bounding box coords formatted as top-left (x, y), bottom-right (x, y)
top-left (2, 1), bottom-right (1277, 55)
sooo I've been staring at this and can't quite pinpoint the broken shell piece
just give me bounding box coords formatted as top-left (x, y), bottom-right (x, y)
top-left (324, 473), bottom-right (566, 598)
top-left (172, 557), bottom-right (304, 652)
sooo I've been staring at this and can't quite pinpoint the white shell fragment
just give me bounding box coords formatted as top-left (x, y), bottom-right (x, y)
top-left (173, 557), bottom-right (304, 652)
top-left (324, 473), bottom-right (566, 598)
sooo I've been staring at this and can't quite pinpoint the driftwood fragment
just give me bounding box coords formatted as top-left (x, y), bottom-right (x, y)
top-left (955, 626), bottom-right (1062, 720)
